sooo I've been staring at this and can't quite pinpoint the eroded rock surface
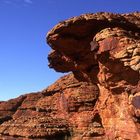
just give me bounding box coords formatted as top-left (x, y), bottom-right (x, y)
top-left (0, 74), bottom-right (100, 140)
top-left (0, 12), bottom-right (140, 140)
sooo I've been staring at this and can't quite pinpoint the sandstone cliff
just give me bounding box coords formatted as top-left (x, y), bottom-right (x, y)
top-left (0, 12), bottom-right (140, 140)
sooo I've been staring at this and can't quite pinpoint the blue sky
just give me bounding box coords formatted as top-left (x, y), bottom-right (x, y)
top-left (0, 0), bottom-right (140, 101)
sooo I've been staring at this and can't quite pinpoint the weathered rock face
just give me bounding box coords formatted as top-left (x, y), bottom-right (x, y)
top-left (0, 12), bottom-right (140, 140)
top-left (0, 74), bottom-right (100, 140)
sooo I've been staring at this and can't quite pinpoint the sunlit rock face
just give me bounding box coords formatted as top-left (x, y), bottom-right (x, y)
top-left (0, 12), bottom-right (140, 140)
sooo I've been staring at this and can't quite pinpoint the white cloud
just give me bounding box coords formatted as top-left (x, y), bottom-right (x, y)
top-left (2, 0), bottom-right (33, 5)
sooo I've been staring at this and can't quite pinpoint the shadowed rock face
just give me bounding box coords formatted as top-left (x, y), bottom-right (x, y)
top-left (0, 12), bottom-right (140, 140)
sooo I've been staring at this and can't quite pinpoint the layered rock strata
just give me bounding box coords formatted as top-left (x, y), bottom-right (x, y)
top-left (0, 12), bottom-right (140, 140)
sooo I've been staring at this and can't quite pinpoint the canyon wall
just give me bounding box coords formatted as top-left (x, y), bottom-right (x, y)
top-left (0, 12), bottom-right (140, 140)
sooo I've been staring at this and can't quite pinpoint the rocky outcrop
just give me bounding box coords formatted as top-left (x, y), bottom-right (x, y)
top-left (0, 12), bottom-right (140, 140)
top-left (0, 74), bottom-right (100, 140)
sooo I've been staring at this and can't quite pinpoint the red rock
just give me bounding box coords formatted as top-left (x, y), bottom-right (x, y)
top-left (0, 12), bottom-right (140, 139)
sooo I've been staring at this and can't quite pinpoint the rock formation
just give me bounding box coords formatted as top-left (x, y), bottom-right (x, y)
top-left (0, 12), bottom-right (140, 140)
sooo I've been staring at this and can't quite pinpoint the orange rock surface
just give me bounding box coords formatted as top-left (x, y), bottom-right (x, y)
top-left (0, 12), bottom-right (139, 140)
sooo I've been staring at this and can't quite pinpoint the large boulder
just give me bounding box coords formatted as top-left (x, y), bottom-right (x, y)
top-left (0, 12), bottom-right (139, 140)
